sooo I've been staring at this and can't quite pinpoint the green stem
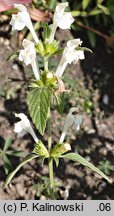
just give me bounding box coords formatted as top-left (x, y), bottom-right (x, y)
top-left (44, 57), bottom-right (48, 71)
top-left (47, 107), bottom-right (51, 151)
top-left (47, 107), bottom-right (54, 197)
top-left (49, 157), bottom-right (54, 190)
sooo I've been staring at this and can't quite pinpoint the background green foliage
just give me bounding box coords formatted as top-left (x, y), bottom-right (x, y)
top-left (32, 0), bottom-right (114, 47)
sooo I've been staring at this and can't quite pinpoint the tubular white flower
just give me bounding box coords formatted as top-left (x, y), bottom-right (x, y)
top-left (49, 2), bottom-right (74, 43)
top-left (59, 108), bottom-right (82, 143)
top-left (55, 39), bottom-right (85, 77)
top-left (10, 4), bottom-right (39, 43)
top-left (14, 113), bottom-right (38, 143)
top-left (19, 39), bottom-right (40, 80)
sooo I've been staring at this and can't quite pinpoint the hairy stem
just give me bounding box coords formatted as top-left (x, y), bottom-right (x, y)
top-left (44, 57), bottom-right (48, 71)
top-left (47, 107), bottom-right (54, 197)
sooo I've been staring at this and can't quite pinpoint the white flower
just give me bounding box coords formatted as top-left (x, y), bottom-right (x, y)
top-left (49, 2), bottom-right (74, 43)
top-left (55, 39), bottom-right (85, 77)
top-left (59, 108), bottom-right (82, 143)
top-left (10, 4), bottom-right (39, 43)
top-left (19, 39), bottom-right (40, 80)
top-left (14, 113), bottom-right (38, 143)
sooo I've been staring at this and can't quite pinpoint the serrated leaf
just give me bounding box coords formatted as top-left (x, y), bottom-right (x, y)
top-left (82, 0), bottom-right (91, 10)
top-left (51, 93), bottom-right (64, 114)
top-left (61, 153), bottom-right (111, 183)
top-left (4, 153), bottom-right (38, 188)
top-left (6, 51), bottom-right (19, 62)
top-left (3, 137), bottom-right (12, 152)
top-left (27, 87), bottom-right (52, 135)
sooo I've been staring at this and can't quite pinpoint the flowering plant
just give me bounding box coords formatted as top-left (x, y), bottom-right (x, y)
top-left (4, 2), bottom-right (111, 199)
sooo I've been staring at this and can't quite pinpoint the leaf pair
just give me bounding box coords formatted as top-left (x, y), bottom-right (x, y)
top-left (4, 151), bottom-right (111, 189)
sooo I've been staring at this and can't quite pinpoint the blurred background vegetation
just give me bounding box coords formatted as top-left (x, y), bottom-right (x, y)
top-left (30, 0), bottom-right (114, 47)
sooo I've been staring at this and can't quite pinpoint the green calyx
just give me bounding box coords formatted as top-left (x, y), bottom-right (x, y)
top-left (35, 40), bottom-right (62, 58)
top-left (33, 140), bottom-right (49, 158)
top-left (51, 143), bottom-right (71, 158)
top-left (30, 72), bottom-right (57, 89)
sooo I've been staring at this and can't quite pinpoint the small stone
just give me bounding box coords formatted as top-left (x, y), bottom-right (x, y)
top-left (4, 39), bottom-right (10, 46)
top-left (98, 182), bottom-right (107, 192)
top-left (96, 69), bottom-right (101, 74)
top-left (102, 94), bottom-right (109, 105)
top-left (88, 129), bottom-right (96, 134)
top-left (12, 63), bottom-right (18, 70)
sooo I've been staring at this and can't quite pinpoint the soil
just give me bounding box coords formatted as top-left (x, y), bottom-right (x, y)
top-left (0, 15), bottom-right (114, 200)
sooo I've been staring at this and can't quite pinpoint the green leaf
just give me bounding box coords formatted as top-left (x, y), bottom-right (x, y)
top-left (80, 11), bottom-right (88, 17)
top-left (6, 51), bottom-right (19, 62)
top-left (71, 11), bottom-right (81, 17)
top-left (87, 30), bottom-right (96, 47)
top-left (97, 4), bottom-right (110, 15)
top-left (98, 160), bottom-right (114, 175)
top-left (61, 153), bottom-right (111, 183)
top-left (3, 137), bottom-right (12, 152)
top-left (53, 157), bottom-right (59, 167)
top-left (6, 150), bottom-right (24, 157)
top-left (35, 40), bottom-right (59, 58)
top-left (45, 40), bottom-right (59, 58)
top-left (3, 8), bottom-right (18, 15)
top-left (35, 41), bottom-right (45, 56)
top-left (3, 154), bottom-right (13, 175)
top-left (4, 153), bottom-right (38, 188)
top-left (82, 0), bottom-right (91, 10)
top-left (89, 9), bottom-right (102, 15)
top-left (48, 0), bottom-right (57, 10)
top-left (51, 93), bottom-right (65, 114)
top-left (27, 87), bottom-right (52, 135)
top-left (97, 0), bottom-right (103, 4)
top-left (41, 22), bottom-right (51, 40)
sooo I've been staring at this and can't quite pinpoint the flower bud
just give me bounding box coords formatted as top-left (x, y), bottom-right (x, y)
top-left (46, 72), bottom-right (54, 79)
